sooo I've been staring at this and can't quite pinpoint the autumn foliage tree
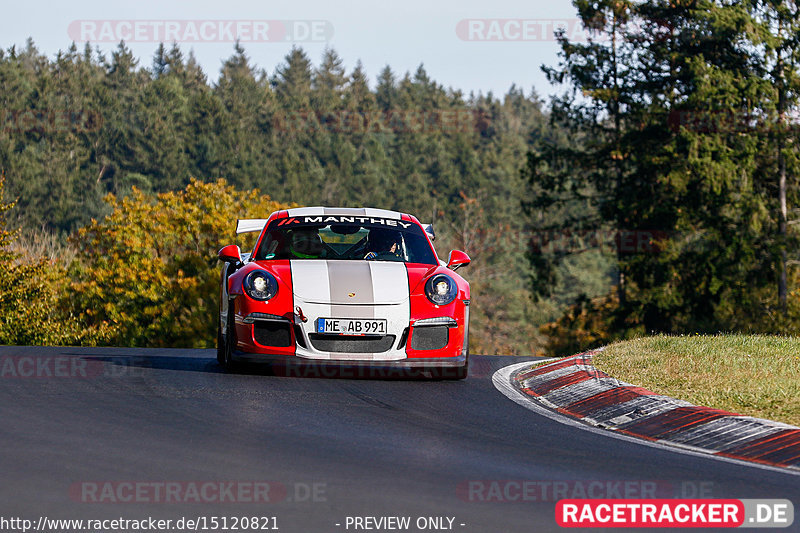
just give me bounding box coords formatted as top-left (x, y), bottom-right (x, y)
top-left (68, 179), bottom-right (293, 348)
top-left (0, 174), bottom-right (103, 345)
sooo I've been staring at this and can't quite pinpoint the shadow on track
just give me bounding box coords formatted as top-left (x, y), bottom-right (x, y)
top-left (76, 353), bottom-right (468, 381)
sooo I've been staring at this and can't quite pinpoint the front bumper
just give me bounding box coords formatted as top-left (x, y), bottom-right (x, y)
top-left (231, 295), bottom-right (469, 362)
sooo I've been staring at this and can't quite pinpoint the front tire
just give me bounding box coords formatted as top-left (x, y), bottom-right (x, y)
top-left (216, 321), bottom-right (225, 365)
top-left (220, 307), bottom-right (238, 371)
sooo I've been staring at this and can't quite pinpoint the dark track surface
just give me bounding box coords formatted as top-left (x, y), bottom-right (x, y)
top-left (1, 347), bottom-right (798, 532)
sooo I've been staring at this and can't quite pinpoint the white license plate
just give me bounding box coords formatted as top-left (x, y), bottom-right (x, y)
top-left (315, 318), bottom-right (387, 335)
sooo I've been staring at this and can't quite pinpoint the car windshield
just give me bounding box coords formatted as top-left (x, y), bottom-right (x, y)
top-left (254, 218), bottom-right (437, 265)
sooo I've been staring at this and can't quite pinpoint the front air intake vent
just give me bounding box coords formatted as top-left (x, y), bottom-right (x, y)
top-left (410, 326), bottom-right (449, 351)
top-left (253, 321), bottom-right (293, 347)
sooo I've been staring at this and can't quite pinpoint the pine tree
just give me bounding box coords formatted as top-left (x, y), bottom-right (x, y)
top-left (152, 43), bottom-right (168, 78)
top-left (272, 46), bottom-right (313, 109)
top-left (375, 65), bottom-right (397, 111)
top-left (312, 48), bottom-right (346, 110)
top-left (526, 0), bottom-right (781, 340)
top-left (752, 1), bottom-right (800, 316)
top-left (344, 60), bottom-right (376, 111)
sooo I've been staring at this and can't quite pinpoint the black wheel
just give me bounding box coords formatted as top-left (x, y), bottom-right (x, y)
top-left (221, 307), bottom-right (238, 371)
top-left (216, 320), bottom-right (225, 365)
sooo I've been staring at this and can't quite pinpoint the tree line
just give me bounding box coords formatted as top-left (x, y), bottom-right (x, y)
top-left (3, 0), bottom-right (799, 355)
top-left (0, 40), bottom-right (559, 353)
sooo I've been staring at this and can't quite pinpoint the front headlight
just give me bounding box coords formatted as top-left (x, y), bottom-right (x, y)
top-left (425, 274), bottom-right (457, 306)
top-left (243, 270), bottom-right (278, 301)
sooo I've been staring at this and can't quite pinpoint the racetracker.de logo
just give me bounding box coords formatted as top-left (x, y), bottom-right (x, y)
top-left (67, 20), bottom-right (333, 43)
top-left (70, 481), bottom-right (327, 504)
top-left (1, 109), bottom-right (103, 135)
top-left (529, 229), bottom-right (672, 256)
top-left (1, 356), bottom-right (104, 378)
top-left (0, 355), bottom-right (145, 379)
top-left (456, 19), bottom-right (595, 42)
top-left (457, 480), bottom-right (676, 502)
top-left (271, 109), bottom-right (492, 135)
top-left (556, 499), bottom-right (794, 528)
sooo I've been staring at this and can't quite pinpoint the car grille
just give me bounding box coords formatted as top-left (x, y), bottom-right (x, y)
top-left (253, 321), bottom-right (293, 347)
top-left (309, 334), bottom-right (396, 353)
top-left (410, 326), bottom-right (449, 351)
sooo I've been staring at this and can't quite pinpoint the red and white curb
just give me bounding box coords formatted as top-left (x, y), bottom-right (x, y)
top-left (493, 350), bottom-right (800, 473)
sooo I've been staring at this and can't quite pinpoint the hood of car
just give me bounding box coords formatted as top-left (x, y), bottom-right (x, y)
top-left (290, 260), bottom-right (410, 305)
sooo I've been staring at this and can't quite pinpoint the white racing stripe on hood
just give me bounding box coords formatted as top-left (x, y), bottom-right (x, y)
top-left (327, 261), bottom-right (374, 305)
top-left (292, 260), bottom-right (409, 305)
top-left (291, 259), bottom-right (411, 361)
top-left (290, 260), bottom-right (331, 303)
top-left (369, 262), bottom-right (410, 304)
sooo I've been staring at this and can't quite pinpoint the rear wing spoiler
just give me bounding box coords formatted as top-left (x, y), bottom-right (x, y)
top-left (237, 218), bottom-right (436, 241)
top-left (236, 219), bottom-right (269, 234)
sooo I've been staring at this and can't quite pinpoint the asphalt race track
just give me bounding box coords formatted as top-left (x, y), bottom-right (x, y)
top-left (1, 346), bottom-right (798, 532)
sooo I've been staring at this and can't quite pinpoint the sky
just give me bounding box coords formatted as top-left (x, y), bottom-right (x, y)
top-left (1, 0), bottom-right (587, 99)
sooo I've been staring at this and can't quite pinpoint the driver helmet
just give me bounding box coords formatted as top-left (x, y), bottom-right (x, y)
top-left (289, 230), bottom-right (323, 259)
top-left (367, 229), bottom-right (402, 254)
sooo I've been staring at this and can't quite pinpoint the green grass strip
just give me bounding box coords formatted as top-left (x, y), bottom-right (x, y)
top-left (592, 334), bottom-right (800, 426)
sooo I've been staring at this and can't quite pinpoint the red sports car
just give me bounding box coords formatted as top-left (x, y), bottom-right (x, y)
top-left (217, 207), bottom-right (471, 379)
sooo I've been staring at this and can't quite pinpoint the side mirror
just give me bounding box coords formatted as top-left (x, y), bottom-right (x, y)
top-left (218, 245), bottom-right (242, 264)
top-left (447, 250), bottom-right (470, 271)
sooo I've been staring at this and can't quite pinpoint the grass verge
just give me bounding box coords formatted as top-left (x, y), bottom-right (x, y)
top-left (592, 334), bottom-right (800, 427)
